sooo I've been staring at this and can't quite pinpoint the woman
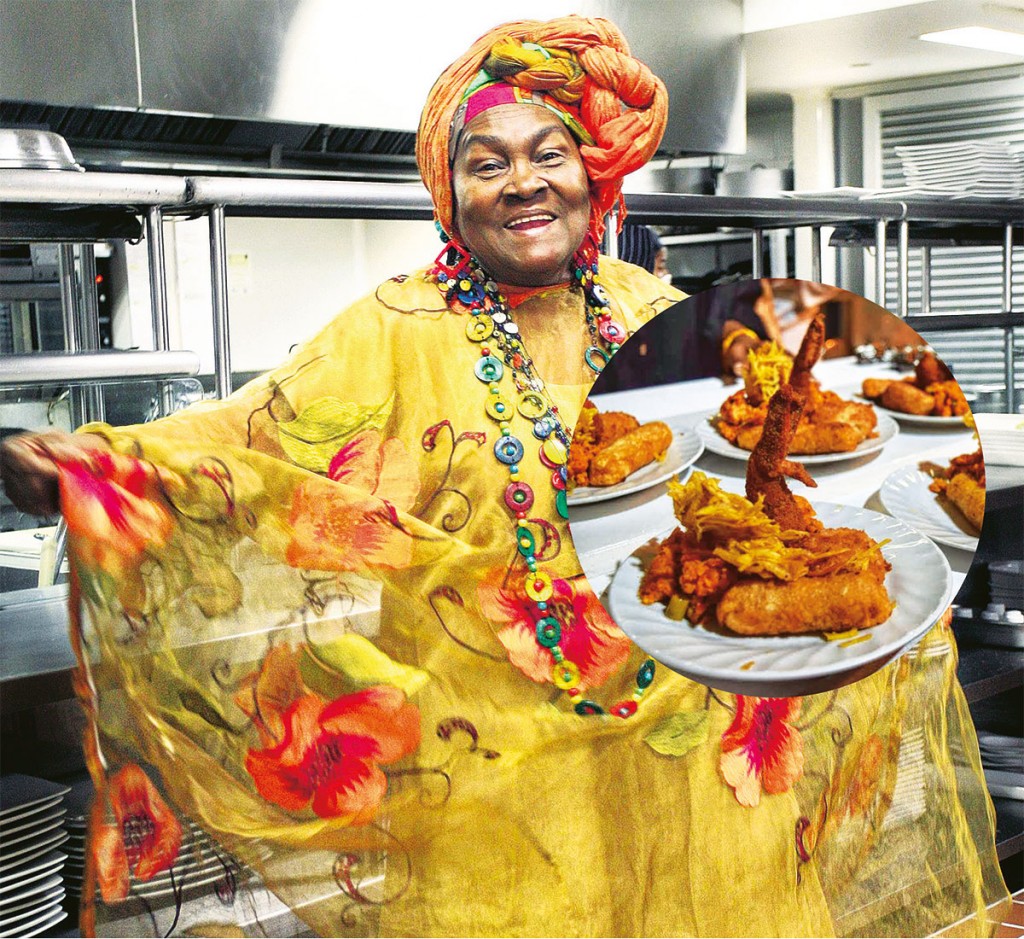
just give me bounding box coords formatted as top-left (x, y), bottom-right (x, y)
top-left (0, 16), bottom-right (1006, 939)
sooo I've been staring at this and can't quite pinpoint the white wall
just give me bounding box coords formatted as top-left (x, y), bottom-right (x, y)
top-left (115, 216), bottom-right (439, 374)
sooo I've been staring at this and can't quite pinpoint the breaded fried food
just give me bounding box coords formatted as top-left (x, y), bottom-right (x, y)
top-left (929, 447), bottom-right (985, 533)
top-left (880, 381), bottom-right (934, 415)
top-left (716, 572), bottom-right (895, 635)
top-left (593, 410), bottom-right (640, 443)
top-left (568, 403), bottom-right (641, 486)
top-left (862, 377), bottom-right (893, 400)
top-left (945, 473), bottom-right (985, 532)
top-left (589, 421), bottom-right (673, 486)
top-left (924, 380), bottom-right (969, 417)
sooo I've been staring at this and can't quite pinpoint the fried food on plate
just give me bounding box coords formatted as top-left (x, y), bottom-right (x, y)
top-left (861, 351), bottom-right (969, 418)
top-left (640, 367), bottom-right (894, 637)
top-left (928, 447), bottom-right (985, 533)
top-left (714, 313), bottom-right (878, 454)
top-left (569, 400), bottom-right (672, 488)
top-left (589, 421), bottom-right (674, 486)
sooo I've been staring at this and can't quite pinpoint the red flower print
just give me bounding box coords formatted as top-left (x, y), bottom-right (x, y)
top-left (477, 572), bottom-right (631, 690)
top-left (328, 430), bottom-right (419, 512)
top-left (245, 686), bottom-right (420, 824)
top-left (92, 765), bottom-right (183, 903)
top-left (57, 451), bottom-right (174, 577)
top-left (720, 696), bottom-right (804, 807)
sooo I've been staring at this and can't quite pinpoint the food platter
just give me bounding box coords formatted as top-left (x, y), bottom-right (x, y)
top-left (568, 422), bottom-right (704, 505)
top-left (854, 397), bottom-right (970, 428)
top-left (879, 464), bottom-right (980, 553)
top-left (605, 502), bottom-right (952, 697)
top-left (695, 411), bottom-right (899, 465)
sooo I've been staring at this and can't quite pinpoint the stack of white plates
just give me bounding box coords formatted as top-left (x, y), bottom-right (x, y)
top-left (64, 779), bottom-right (245, 905)
top-left (0, 775), bottom-right (69, 936)
top-left (975, 413), bottom-right (1024, 467)
top-left (895, 141), bottom-right (1024, 198)
top-left (989, 560), bottom-right (1024, 609)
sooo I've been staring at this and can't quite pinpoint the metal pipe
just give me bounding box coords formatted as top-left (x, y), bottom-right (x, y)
top-left (897, 220), bottom-right (910, 317)
top-left (0, 170), bottom-right (187, 205)
top-left (0, 350), bottom-right (201, 386)
top-left (810, 227), bottom-right (822, 284)
top-left (874, 220), bottom-right (887, 308)
top-left (603, 210), bottom-right (619, 259)
top-left (77, 244), bottom-right (106, 423)
top-left (751, 230), bottom-right (765, 278)
top-left (920, 247), bottom-right (931, 316)
top-left (57, 244), bottom-right (88, 429)
top-left (147, 206), bottom-right (170, 352)
top-left (1003, 223), bottom-right (1016, 412)
top-left (208, 205), bottom-right (232, 399)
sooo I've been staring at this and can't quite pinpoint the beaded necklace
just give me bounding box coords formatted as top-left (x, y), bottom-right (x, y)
top-left (431, 235), bottom-right (655, 718)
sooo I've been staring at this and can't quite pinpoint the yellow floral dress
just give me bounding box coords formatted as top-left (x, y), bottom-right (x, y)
top-left (64, 260), bottom-right (1006, 937)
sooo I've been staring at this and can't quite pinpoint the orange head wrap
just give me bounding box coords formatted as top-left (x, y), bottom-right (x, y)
top-left (417, 16), bottom-right (668, 245)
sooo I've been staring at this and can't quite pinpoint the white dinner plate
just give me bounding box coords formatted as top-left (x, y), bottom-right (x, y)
top-left (0, 807), bottom-right (65, 840)
top-left (0, 873), bottom-right (61, 910)
top-left (606, 502), bottom-right (952, 697)
top-left (0, 851), bottom-right (65, 892)
top-left (879, 464), bottom-right (981, 553)
top-left (855, 398), bottom-right (970, 428)
top-left (0, 777), bottom-right (69, 818)
top-left (0, 816), bottom-right (65, 851)
top-left (3, 904), bottom-right (67, 938)
top-left (0, 796), bottom-right (65, 832)
top-left (696, 410), bottom-right (899, 464)
top-left (0, 889), bottom-right (65, 929)
top-left (0, 882), bottom-right (63, 919)
top-left (568, 423), bottom-right (704, 505)
top-left (0, 830), bottom-right (68, 872)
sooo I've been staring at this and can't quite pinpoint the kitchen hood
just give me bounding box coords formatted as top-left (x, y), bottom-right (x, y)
top-left (0, 0), bottom-right (745, 174)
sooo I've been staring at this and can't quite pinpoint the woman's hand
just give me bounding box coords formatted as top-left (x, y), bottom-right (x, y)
top-left (0, 430), bottom-right (111, 517)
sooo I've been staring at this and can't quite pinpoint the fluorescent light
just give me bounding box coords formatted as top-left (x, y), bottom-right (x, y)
top-left (919, 26), bottom-right (1024, 57)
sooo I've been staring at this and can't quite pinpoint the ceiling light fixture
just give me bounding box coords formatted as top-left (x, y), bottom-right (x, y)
top-left (919, 26), bottom-right (1024, 57)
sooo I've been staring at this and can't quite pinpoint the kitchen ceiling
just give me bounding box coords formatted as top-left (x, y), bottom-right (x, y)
top-left (745, 0), bottom-right (1024, 95)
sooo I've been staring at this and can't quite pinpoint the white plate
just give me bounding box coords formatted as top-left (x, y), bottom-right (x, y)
top-left (0, 807), bottom-right (65, 840)
top-left (0, 890), bottom-right (65, 929)
top-left (0, 882), bottom-right (63, 918)
top-left (0, 874), bottom-right (61, 911)
top-left (0, 797), bottom-right (65, 832)
top-left (606, 502), bottom-right (952, 697)
top-left (0, 817), bottom-right (65, 851)
top-left (0, 830), bottom-right (68, 872)
top-left (3, 904), bottom-right (66, 938)
top-left (0, 777), bottom-right (69, 818)
top-left (879, 464), bottom-right (980, 553)
top-left (568, 424), bottom-right (704, 505)
top-left (696, 411), bottom-right (899, 464)
top-left (0, 851), bottom-right (65, 892)
top-left (856, 398), bottom-right (970, 428)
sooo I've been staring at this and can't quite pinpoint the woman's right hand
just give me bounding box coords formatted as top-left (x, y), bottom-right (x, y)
top-left (0, 430), bottom-right (111, 517)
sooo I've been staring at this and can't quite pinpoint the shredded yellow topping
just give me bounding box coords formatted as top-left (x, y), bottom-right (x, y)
top-left (744, 341), bottom-right (793, 400)
top-left (839, 633), bottom-right (873, 648)
top-left (823, 628), bottom-right (860, 641)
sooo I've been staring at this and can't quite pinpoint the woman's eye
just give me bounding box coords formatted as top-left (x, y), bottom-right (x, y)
top-left (538, 150), bottom-right (565, 164)
top-left (474, 160), bottom-right (504, 176)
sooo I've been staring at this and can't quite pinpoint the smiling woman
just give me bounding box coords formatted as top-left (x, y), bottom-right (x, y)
top-left (0, 14), bottom-right (1008, 939)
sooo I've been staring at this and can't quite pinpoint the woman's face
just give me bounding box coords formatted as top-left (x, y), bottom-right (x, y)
top-left (452, 104), bottom-right (591, 287)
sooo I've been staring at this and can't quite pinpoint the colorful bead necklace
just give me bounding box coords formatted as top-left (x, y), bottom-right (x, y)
top-left (431, 235), bottom-right (654, 718)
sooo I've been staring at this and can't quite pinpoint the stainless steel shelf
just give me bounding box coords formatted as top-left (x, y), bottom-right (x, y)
top-left (0, 349), bottom-right (201, 386)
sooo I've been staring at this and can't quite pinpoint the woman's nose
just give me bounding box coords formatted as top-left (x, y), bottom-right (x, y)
top-left (504, 159), bottom-right (548, 198)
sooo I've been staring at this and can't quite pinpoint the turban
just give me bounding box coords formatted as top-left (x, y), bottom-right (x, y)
top-left (417, 16), bottom-right (668, 244)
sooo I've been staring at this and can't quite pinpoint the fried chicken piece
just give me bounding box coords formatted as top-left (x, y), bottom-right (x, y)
top-left (716, 571), bottom-right (895, 635)
top-left (881, 381), bottom-right (935, 415)
top-left (745, 384), bottom-right (819, 532)
top-left (639, 529), bottom-right (693, 605)
top-left (915, 351), bottom-right (953, 386)
top-left (736, 420), bottom-right (864, 454)
top-left (924, 380), bottom-right (969, 417)
top-left (592, 411), bottom-right (640, 445)
top-left (945, 473), bottom-right (985, 532)
top-left (862, 378), bottom-right (894, 400)
top-left (589, 421), bottom-right (673, 486)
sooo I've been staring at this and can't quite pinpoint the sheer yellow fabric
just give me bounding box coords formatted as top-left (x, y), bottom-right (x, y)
top-left (64, 261), bottom-right (1006, 937)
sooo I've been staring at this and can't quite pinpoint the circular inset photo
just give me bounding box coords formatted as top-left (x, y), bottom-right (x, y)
top-left (568, 278), bottom-right (983, 696)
